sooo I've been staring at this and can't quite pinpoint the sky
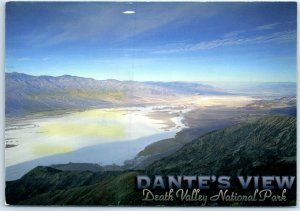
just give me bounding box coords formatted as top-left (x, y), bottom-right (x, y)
top-left (5, 2), bottom-right (297, 82)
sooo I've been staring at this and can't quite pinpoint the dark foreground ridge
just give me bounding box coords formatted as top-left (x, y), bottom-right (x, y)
top-left (6, 116), bottom-right (296, 206)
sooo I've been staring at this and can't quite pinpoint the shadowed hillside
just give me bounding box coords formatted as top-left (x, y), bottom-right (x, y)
top-left (147, 116), bottom-right (296, 176)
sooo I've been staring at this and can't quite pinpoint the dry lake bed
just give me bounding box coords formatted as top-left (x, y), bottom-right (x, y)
top-left (5, 106), bottom-right (190, 180)
top-left (5, 96), bottom-right (255, 181)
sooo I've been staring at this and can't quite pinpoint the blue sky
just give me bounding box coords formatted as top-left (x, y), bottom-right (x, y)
top-left (6, 2), bottom-right (297, 82)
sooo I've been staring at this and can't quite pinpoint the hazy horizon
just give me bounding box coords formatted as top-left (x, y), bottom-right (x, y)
top-left (6, 71), bottom-right (297, 83)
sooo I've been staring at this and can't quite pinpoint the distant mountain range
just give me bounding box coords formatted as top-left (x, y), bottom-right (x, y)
top-left (5, 72), bottom-right (228, 116)
top-left (5, 72), bottom-right (296, 116)
top-left (6, 116), bottom-right (296, 205)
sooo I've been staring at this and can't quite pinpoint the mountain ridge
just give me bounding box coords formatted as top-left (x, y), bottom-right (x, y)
top-left (5, 72), bottom-right (230, 116)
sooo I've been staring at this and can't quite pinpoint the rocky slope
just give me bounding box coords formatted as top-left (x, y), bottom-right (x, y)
top-left (147, 116), bottom-right (296, 176)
